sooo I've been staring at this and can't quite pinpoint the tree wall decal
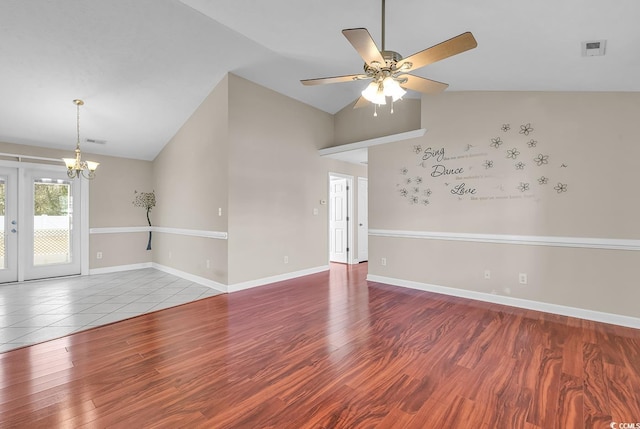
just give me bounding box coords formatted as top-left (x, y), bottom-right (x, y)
top-left (133, 190), bottom-right (156, 250)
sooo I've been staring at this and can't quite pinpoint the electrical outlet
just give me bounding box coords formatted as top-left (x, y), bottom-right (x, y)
top-left (313, 208), bottom-right (318, 215)
top-left (96, 251), bottom-right (102, 260)
top-left (519, 273), bottom-right (528, 285)
top-left (218, 208), bottom-right (222, 216)
top-left (484, 269), bottom-right (491, 279)
top-left (168, 251), bottom-right (172, 259)
top-left (504, 287), bottom-right (511, 295)
top-left (206, 259), bottom-right (210, 269)
top-left (284, 256), bottom-right (289, 264)
top-left (381, 257), bottom-right (387, 266)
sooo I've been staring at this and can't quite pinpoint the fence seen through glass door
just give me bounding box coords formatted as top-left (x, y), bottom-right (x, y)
top-left (33, 179), bottom-right (72, 266)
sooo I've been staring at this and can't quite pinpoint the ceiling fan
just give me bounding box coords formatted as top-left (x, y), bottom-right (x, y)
top-left (301, 0), bottom-right (477, 112)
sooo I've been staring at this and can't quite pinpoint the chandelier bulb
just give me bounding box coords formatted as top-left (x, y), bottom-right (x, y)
top-left (374, 104), bottom-right (378, 117)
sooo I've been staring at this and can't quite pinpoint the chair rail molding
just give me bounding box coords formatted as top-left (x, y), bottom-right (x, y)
top-left (369, 229), bottom-right (640, 251)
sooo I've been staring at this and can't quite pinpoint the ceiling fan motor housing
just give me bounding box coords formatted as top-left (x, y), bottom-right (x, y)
top-left (364, 50), bottom-right (403, 72)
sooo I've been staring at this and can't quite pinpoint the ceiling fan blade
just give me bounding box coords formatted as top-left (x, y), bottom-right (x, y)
top-left (301, 74), bottom-right (369, 86)
top-left (400, 74), bottom-right (449, 94)
top-left (397, 32), bottom-right (477, 72)
top-left (353, 96), bottom-right (369, 109)
top-left (342, 28), bottom-right (385, 66)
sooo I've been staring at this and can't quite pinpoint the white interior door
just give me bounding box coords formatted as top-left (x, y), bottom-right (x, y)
top-left (0, 167), bottom-right (18, 283)
top-left (357, 177), bottom-right (368, 262)
top-left (329, 177), bottom-right (348, 263)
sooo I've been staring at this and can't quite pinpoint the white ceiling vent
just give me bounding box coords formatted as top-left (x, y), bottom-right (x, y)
top-left (582, 40), bottom-right (606, 56)
top-left (85, 138), bottom-right (107, 145)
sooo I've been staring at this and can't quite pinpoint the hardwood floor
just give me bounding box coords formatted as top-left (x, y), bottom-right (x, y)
top-left (1, 263), bottom-right (639, 428)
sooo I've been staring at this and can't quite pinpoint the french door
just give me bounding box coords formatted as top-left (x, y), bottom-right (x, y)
top-left (0, 165), bottom-right (82, 283)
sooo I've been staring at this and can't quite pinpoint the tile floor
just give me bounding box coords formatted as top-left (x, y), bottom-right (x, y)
top-left (0, 268), bottom-right (222, 353)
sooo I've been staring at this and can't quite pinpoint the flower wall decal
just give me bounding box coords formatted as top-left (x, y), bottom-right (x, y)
top-left (534, 154), bottom-right (549, 166)
top-left (519, 123), bottom-right (534, 135)
top-left (395, 122), bottom-right (569, 206)
top-left (506, 148), bottom-right (520, 159)
top-left (554, 183), bottom-right (568, 193)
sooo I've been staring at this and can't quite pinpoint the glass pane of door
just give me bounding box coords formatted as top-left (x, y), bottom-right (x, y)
top-left (33, 179), bottom-right (72, 266)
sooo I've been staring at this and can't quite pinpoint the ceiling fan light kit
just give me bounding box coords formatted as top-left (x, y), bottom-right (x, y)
top-left (301, 0), bottom-right (477, 115)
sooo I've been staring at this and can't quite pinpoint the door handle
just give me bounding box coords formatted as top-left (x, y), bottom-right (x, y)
top-left (11, 229), bottom-right (17, 233)
top-left (11, 220), bottom-right (16, 225)
top-left (359, 223), bottom-right (363, 226)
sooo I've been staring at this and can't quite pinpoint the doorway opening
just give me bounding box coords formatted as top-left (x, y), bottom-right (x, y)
top-left (328, 173), bottom-right (368, 266)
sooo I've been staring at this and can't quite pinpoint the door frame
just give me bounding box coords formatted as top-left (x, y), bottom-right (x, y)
top-left (0, 158), bottom-right (90, 282)
top-left (357, 176), bottom-right (368, 262)
top-left (328, 172), bottom-right (355, 265)
top-left (0, 167), bottom-right (18, 283)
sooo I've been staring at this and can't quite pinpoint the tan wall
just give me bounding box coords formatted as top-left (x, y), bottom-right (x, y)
top-left (152, 75), bottom-right (230, 284)
top-left (368, 91), bottom-right (640, 318)
top-left (226, 74), bottom-right (366, 285)
top-left (153, 233), bottom-right (228, 284)
top-left (85, 152), bottom-right (154, 268)
top-left (333, 98), bottom-right (421, 146)
top-left (0, 141), bottom-right (153, 269)
top-left (90, 233), bottom-right (152, 269)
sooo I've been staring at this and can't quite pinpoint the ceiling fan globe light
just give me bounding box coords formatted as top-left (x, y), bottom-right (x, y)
top-left (383, 77), bottom-right (406, 102)
top-left (361, 81), bottom-right (379, 103)
top-left (362, 82), bottom-right (387, 105)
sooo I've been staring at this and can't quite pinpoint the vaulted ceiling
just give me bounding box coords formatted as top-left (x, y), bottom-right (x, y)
top-left (1, 0), bottom-right (638, 160)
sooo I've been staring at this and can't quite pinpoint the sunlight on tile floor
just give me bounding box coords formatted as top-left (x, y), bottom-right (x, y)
top-left (0, 268), bottom-right (222, 353)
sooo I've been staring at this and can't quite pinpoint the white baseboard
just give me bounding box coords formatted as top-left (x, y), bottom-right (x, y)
top-left (367, 274), bottom-right (640, 330)
top-left (228, 265), bottom-right (330, 293)
top-left (152, 263), bottom-right (227, 293)
top-left (89, 263), bottom-right (330, 295)
top-left (89, 262), bottom-right (153, 275)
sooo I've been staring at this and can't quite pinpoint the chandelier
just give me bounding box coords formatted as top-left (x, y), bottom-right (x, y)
top-left (62, 99), bottom-right (99, 179)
